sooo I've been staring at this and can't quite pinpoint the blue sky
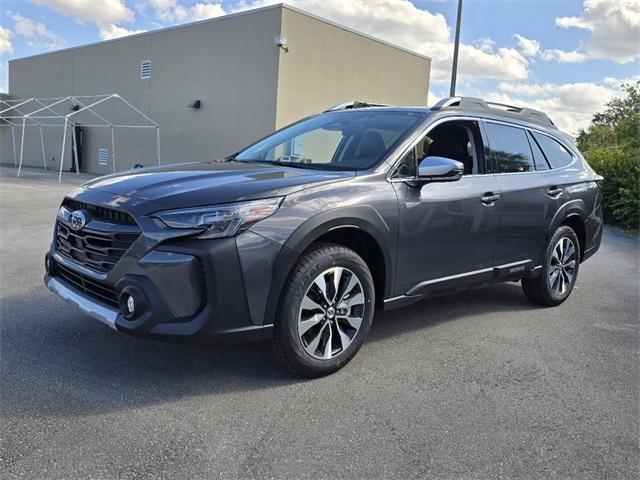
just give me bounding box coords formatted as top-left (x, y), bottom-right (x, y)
top-left (0, 0), bottom-right (638, 134)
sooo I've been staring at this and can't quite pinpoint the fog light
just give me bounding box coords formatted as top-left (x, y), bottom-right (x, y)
top-left (119, 288), bottom-right (145, 320)
top-left (126, 295), bottom-right (135, 315)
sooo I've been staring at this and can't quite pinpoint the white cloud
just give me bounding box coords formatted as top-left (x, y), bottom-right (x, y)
top-left (455, 45), bottom-right (528, 81)
top-left (514, 34), bottom-right (540, 57)
top-left (539, 48), bottom-right (587, 63)
top-left (147, 0), bottom-right (226, 22)
top-left (492, 81), bottom-right (626, 134)
top-left (28, 0), bottom-right (145, 46)
top-left (98, 24), bottom-right (147, 41)
top-left (28, 0), bottom-right (134, 24)
top-left (475, 37), bottom-right (495, 53)
top-left (235, 0), bottom-right (531, 83)
top-left (602, 75), bottom-right (640, 87)
top-left (555, 0), bottom-right (640, 63)
top-left (12, 14), bottom-right (65, 50)
top-left (0, 26), bottom-right (13, 54)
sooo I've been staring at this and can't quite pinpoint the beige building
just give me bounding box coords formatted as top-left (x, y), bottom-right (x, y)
top-left (1, 4), bottom-right (430, 175)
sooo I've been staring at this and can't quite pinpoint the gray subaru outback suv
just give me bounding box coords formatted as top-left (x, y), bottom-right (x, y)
top-left (45, 97), bottom-right (603, 377)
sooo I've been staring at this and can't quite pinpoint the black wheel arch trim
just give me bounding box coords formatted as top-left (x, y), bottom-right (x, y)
top-left (262, 205), bottom-right (395, 326)
top-left (543, 199), bottom-right (588, 263)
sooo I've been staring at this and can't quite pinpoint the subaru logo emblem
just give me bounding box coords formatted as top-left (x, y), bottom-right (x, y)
top-left (69, 210), bottom-right (87, 231)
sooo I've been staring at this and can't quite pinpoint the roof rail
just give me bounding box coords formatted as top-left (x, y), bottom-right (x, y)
top-left (324, 100), bottom-right (392, 112)
top-left (432, 96), bottom-right (557, 129)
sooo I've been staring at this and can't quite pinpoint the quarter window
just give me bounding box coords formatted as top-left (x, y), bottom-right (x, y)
top-left (531, 132), bottom-right (573, 169)
top-left (484, 122), bottom-right (535, 173)
top-left (527, 131), bottom-right (550, 171)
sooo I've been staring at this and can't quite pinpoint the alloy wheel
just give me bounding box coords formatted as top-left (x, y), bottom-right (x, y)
top-left (548, 236), bottom-right (577, 296)
top-left (297, 267), bottom-right (365, 360)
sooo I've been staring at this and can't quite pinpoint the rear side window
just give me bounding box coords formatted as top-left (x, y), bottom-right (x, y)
top-left (527, 131), bottom-right (550, 171)
top-left (484, 122), bottom-right (535, 173)
top-left (531, 132), bottom-right (574, 169)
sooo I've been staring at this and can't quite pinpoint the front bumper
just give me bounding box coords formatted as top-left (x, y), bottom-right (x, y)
top-left (46, 275), bottom-right (118, 329)
top-left (45, 189), bottom-right (281, 342)
top-left (45, 239), bottom-right (275, 342)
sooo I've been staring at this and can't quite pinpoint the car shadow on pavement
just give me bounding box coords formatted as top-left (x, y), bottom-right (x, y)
top-left (1, 282), bottom-right (541, 418)
top-left (368, 281), bottom-right (540, 343)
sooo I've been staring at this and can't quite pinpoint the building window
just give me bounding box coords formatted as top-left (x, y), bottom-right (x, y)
top-left (140, 59), bottom-right (151, 79)
top-left (98, 148), bottom-right (109, 166)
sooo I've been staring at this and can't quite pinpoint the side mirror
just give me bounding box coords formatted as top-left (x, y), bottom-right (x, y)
top-left (417, 156), bottom-right (464, 182)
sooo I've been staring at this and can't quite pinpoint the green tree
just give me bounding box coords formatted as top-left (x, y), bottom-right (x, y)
top-left (577, 81), bottom-right (640, 229)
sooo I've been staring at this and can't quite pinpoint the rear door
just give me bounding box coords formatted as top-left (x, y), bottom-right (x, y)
top-left (484, 121), bottom-right (561, 268)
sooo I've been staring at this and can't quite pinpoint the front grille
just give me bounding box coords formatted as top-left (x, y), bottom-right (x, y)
top-left (56, 222), bottom-right (140, 273)
top-left (62, 198), bottom-right (136, 225)
top-left (56, 199), bottom-right (140, 273)
top-left (55, 261), bottom-right (120, 307)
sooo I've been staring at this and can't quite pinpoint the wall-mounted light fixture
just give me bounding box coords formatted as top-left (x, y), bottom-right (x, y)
top-left (188, 100), bottom-right (201, 109)
top-left (274, 34), bottom-right (289, 52)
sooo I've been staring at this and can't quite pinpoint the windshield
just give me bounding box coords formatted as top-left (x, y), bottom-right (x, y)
top-left (235, 110), bottom-right (426, 170)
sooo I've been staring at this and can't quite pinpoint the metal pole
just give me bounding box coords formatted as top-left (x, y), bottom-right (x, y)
top-left (450, 0), bottom-right (463, 97)
top-left (39, 126), bottom-right (46, 170)
top-left (156, 127), bottom-right (161, 165)
top-left (11, 125), bottom-right (17, 166)
top-left (71, 125), bottom-right (80, 175)
top-left (17, 118), bottom-right (26, 177)
top-left (111, 126), bottom-right (116, 173)
top-left (58, 118), bottom-right (69, 183)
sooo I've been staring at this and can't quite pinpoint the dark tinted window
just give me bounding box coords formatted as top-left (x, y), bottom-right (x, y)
top-left (527, 131), bottom-right (550, 171)
top-left (485, 123), bottom-right (535, 173)
top-left (391, 120), bottom-right (483, 178)
top-left (532, 132), bottom-right (574, 169)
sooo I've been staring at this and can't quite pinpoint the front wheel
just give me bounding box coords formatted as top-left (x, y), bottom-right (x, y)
top-left (272, 243), bottom-right (375, 377)
top-left (522, 225), bottom-right (580, 306)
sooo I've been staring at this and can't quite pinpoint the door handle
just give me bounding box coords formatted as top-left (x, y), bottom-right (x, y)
top-left (547, 186), bottom-right (563, 198)
top-left (481, 192), bottom-right (501, 205)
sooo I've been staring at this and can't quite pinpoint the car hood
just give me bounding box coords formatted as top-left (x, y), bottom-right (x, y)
top-left (82, 161), bottom-right (354, 209)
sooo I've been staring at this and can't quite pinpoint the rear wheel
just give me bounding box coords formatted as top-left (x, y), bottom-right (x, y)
top-left (272, 243), bottom-right (375, 377)
top-left (522, 225), bottom-right (580, 306)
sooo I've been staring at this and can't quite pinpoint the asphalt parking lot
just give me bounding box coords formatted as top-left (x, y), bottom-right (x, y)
top-left (1, 165), bottom-right (638, 479)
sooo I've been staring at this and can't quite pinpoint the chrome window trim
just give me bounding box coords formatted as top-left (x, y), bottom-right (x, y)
top-left (385, 115), bottom-right (485, 182)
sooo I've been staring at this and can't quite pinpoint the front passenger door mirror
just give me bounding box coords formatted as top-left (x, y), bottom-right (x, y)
top-left (418, 156), bottom-right (464, 182)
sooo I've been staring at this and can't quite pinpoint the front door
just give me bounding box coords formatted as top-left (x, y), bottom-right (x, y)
top-left (391, 119), bottom-right (502, 296)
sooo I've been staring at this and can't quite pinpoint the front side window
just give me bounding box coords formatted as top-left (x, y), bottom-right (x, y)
top-left (236, 110), bottom-right (426, 170)
top-left (485, 122), bottom-right (535, 173)
top-left (531, 132), bottom-right (574, 169)
top-left (392, 120), bottom-right (483, 178)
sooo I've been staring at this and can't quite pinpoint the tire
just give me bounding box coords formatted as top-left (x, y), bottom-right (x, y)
top-left (272, 243), bottom-right (375, 378)
top-left (522, 225), bottom-right (580, 307)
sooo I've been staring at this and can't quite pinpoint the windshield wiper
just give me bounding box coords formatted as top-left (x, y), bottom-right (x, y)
top-left (261, 160), bottom-right (320, 169)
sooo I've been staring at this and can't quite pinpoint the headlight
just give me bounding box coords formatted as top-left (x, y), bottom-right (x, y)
top-left (152, 197), bottom-right (283, 239)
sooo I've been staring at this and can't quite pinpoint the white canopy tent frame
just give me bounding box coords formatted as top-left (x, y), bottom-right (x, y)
top-left (0, 94), bottom-right (160, 182)
top-left (0, 96), bottom-right (108, 167)
top-left (0, 97), bottom-right (48, 166)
